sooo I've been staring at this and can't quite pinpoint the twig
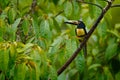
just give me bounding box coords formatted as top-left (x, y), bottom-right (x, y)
top-left (111, 4), bottom-right (120, 8)
top-left (77, 0), bottom-right (103, 10)
top-left (30, 0), bottom-right (37, 14)
top-left (57, 0), bottom-right (113, 76)
top-left (54, 10), bottom-right (64, 18)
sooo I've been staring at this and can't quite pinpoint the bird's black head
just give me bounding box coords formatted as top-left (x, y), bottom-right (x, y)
top-left (64, 20), bottom-right (85, 29)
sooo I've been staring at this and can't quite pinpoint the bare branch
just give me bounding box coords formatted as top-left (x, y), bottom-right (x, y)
top-left (111, 4), bottom-right (120, 8)
top-left (77, 0), bottom-right (103, 10)
top-left (54, 10), bottom-right (64, 18)
top-left (30, 0), bottom-right (37, 14)
top-left (57, 0), bottom-right (113, 76)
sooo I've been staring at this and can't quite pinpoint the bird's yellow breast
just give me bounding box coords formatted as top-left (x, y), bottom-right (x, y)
top-left (76, 29), bottom-right (85, 36)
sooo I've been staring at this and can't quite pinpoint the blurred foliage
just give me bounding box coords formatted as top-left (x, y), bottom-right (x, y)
top-left (0, 0), bottom-right (120, 80)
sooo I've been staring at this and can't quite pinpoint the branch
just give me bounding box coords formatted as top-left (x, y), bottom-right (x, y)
top-left (111, 4), bottom-right (120, 8)
top-left (77, 0), bottom-right (103, 10)
top-left (30, 0), bottom-right (37, 14)
top-left (53, 10), bottom-right (64, 18)
top-left (57, 0), bottom-right (113, 76)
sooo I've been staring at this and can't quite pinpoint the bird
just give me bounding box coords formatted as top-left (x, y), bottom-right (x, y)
top-left (65, 20), bottom-right (87, 58)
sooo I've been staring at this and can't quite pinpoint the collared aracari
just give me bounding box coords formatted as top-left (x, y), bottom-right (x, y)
top-left (65, 20), bottom-right (87, 57)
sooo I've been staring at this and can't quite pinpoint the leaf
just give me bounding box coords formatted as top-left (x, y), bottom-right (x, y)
top-left (17, 43), bottom-right (34, 53)
top-left (89, 0), bottom-right (95, 18)
top-left (97, 20), bottom-right (107, 37)
top-left (14, 63), bottom-right (26, 80)
top-left (22, 18), bottom-right (29, 35)
top-left (115, 72), bottom-right (120, 80)
top-left (88, 64), bottom-right (101, 70)
top-left (52, 18), bottom-right (60, 32)
top-left (0, 19), bottom-right (6, 41)
top-left (9, 43), bottom-right (17, 59)
top-left (48, 36), bottom-right (63, 55)
top-left (8, 8), bottom-right (16, 24)
top-left (107, 29), bottom-right (120, 39)
top-left (72, 1), bottom-right (80, 19)
top-left (75, 54), bottom-right (85, 73)
top-left (0, 48), bottom-right (9, 72)
top-left (64, 1), bottom-right (73, 17)
top-left (32, 18), bottom-right (40, 39)
top-left (18, 0), bottom-right (32, 15)
top-left (11, 18), bottom-right (21, 41)
top-left (105, 38), bottom-right (118, 61)
top-left (103, 66), bottom-right (114, 80)
top-left (65, 39), bottom-right (77, 58)
top-left (0, 0), bottom-right (9, 9)
top-left (87, 56), bottom-right (93, 66)
top-left (0, 73), bottom-right (5, 80)
top-left (40, 20), bottom-right (52, 39)
top-left (3, 49), bottom-right (10, 67)
top-left (28, 65), bottom-right (39, 80)
top-left (48, 66), bottom-right (57, 80)
top-left (58, 73), bottom-right (66, 80)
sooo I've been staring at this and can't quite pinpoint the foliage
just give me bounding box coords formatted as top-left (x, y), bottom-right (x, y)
top-left (0, 0), bottom-right (120, 80)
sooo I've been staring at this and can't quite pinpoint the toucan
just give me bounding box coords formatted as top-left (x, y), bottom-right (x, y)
top-left (65, 20), bottom-right (87, 57)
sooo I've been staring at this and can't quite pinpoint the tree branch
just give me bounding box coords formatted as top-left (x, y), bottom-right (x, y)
top-left (57, 0), bottom-right (113, 76)
top-left (77, 0), bottom-right (103, 10)
top-left (111, 4), bottom-right (120, 8)
top-left (53, 10), bottom-right (64, 18)
top-left (30, 0), bottom-right (37, 14)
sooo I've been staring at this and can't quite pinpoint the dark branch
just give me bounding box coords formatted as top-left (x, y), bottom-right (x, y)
top-left (57, 0), bottom-right (113, 76)
top-left (111, 4), bottom-right (120, 8)
top-left (77, 0), bottom-right (103, 10)
top-left (54, 10), bottom-right (64, 18)
top-left (30, 0), bottom-right (37, 14)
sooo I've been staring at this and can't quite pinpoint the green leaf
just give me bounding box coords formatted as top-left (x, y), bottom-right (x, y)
top-left (48, 36), bottom-right (63, 55)
top-left (0, 48), bottom-right (9, 72)
top-left (0, 73), bottom-right (5, 80)
top-left (105, 38), bottom-right (118, 61)
top-left (64, 1), bottom-right (73, 17)
top-left (76, 54), bottom-right (85, 73)
top-left (12, 18), bottom-right (21, 32)
top-left (107, 29), bottom-right (120, 39)
top-left (8, 8), bottom-right (16, 24)
top-left (0, 18), bottom-right (6, 41)
top-left (65, 39), bottom-right (77, 58)
top-left (48, 66), bottom-right (57, 80)
top-left (88, 64), bottom-right (101, 70)
top-left (18, 0), bottom-right (32, 16)
top-left (40, 20), bottom-right (52, 39)
top-left (32, 18), bottom-right (40, 39)
top-left (9, 43), bottom-right (17, 59)
top-left (52, 18), bottom-right (61, 32)
top-left (97, 20), bottom-right (107, 37)
top-left (0, 0), bottom-right (9, 9)
top-left (22, 18), bottom-right (29, 35)
top-left (103, 66), bottom-right (114, 80)
top-left (14, 63), bottom-right (26, 80)
top-left (11, 18), bottom-right (21, 41)
top-left (115, 72), bottom-right (120, 80)
top-left (17, 43), bottom-right (34, 53)
top-left (89, 0), bottom-right (95, 18)
top-left (87, 56), bottom-right (93, 66)
top-left (27, 62), bottom-right (39, 80)
top-left (72, 1), bottom-right (80, 19)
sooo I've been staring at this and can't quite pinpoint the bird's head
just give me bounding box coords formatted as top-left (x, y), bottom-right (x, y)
top-left (64, 20), bottom-right (85, 28)
top-left (64, 20), bottom-right (82, 25)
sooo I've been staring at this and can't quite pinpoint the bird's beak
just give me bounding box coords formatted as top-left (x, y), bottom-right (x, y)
top-left (64, 20), bottom-right (79, 25)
